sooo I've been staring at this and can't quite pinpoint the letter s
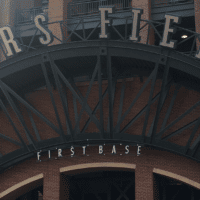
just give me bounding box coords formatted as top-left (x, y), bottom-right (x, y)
top-left (34, 14), bottom-right (53, 45)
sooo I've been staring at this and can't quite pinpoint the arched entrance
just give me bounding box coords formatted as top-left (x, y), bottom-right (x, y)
top-left (67, 170), bottom-right (135, 200)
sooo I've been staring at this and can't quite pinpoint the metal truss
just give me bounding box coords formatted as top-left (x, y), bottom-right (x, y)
top-left (0, 20), bottom-right (200, 173)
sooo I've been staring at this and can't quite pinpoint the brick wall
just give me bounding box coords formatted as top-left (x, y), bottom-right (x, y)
top-left (0, 78), bottom-right (200, 200)
top-left (0, 146), bottom-right (200, 200)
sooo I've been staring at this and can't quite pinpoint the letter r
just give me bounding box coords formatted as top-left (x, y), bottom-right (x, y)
top-left (0, 27), bottom-right (22, 56)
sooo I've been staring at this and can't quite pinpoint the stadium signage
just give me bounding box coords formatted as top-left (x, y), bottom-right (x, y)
top-left (0, 7), bottom-right (199, 58)
top-left (36, 144), bottom-right (142, 162)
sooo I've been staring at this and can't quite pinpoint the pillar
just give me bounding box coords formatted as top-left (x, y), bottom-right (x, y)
top-left (48, 0), bottom-right (72, 46)
top-left (132, 0), bottom-right (155, 45)
top-left (135, 163), bottom-right (154, 200)
top-left (43, 165), bottom-right (60, 200)
top-left (60, 174), bottom-right (70, 200)
top-left (194, 0), bottom-right (200, 51)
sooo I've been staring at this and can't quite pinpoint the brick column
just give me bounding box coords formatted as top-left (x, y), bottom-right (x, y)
top-left (135, 163), bottom-right (154, 200)
top-left (0, 45), bottom-right (6, 62)
top-left (34, 0), bottom-right (42, 7)
top-left (132, 0), bottom-right (154, 45)
top-left (48, 0), bottom-right (72, 46)
top-left (60, 174), bottom-right (70, 200)
top-left (194, 0), bottom-right (200, 51)
top-left (43, 165), bottom-right (60, 200)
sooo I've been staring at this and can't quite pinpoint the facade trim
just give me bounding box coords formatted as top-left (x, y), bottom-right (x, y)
top-left (153, 168), bottom-right (200, 189)
top-left (0, 173), bottom-right (43, 198)
top-left (60, 162), bottom-right (136, 173)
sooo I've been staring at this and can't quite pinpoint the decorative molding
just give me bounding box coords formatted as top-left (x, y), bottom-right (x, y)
top-left (153, 168), bottom-right (200, 189)
top-left (60, 162), bottom-right (136, 173)
top-left (0, 173), bottom-right (43, 198)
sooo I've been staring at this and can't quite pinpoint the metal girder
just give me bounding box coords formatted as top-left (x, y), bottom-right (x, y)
top-left (156, 99), bottom-right (200, 140)
top-left (107, 51), bottom-right (114, 139)
top-left (118, 79), bottom-right (171, 137)
top-left (65, 19), bottom-right (83, 42)
top-left (1, 81), bottom-right (60, 134)
top-left (162, 119), bottom-right (198, 141)
top-left (1, 40), bottom-right (200, 173)
top-left (86, 22), bottom-right (101, 40)
top-left (0, 132), bottom-right (22, 147)
top-left (26, 108), bottom-right (41, 142)
top-left (46, 54), bottom-right (74, 142)
top-left (73, 55), bottom-right (100, 136)
top-left (159, 84), bottom-right (181, 134)
top-left (116, 79), bottom-right (126, 134)
top-left (148, 51), bottom-right (170, 143)
top-left (107, 77), bottom-right (116, 136)
top-left (0, 98), bottom-right (30, 151)
top-left (147, 81), bottom-right (171, 139)
top-left (114, 67), bottom-right (155, 134)
top-left (0, 84), bottom-right (37, 150)
top-left (111, 24), bottom-right (125, 40)
top-left (55, 63), bottom-right (102, 132)
top-left (27, 29), bottom-right (38, 52)
top-left (190, 134), bottom-right (200, 157)
top-left (98, 55), bottom-right (105, 138)
top-left (81, 87), bottom-right (108, 134)
top-left (73, 95), bottom-right (79, 134)
top-left (41, 59), bottom-right (67, 143)
top-left (141, 56), bottom-right (161, 142)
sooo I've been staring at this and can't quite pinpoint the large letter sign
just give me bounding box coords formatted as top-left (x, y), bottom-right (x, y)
top-left (129, 8), bottom-right (143, 42)
top-left (34, 14), bottom-right (53, 45)
top-left (99, 6), bottom-right (115, 39)
top-left (160, 14), bottom-right (182, 48)
top-left (0, 26), bottom-right (22, 56)
top-left (1, 8), bottom-right (199, 59)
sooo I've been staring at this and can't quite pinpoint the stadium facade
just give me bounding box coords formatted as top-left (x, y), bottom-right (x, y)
top-left (0, 0), bottom-right (200, 199)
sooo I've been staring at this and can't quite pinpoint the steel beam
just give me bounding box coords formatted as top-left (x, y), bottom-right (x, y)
top-left (0, 80), bottom-right (37, 150)
top-left (147, 82), bottom-right (171, 138)
top-left (114, 67), bottom-right (155, 133)
top-left (111, 24), bottom-right (124, 40)
top-left (26, 108), bottom-right (41, 142)
top-left (47, 54), bottom-right (75, 142)
top-left (149, 53), bottom-right (170, 143)
top-left (0, 99), bottom-right (30, 151)
top-left (73, 56), bottom-right (100, 136)
top-left (162, 119), bottom-right (198, 141)
top-left (142, 59), bottom-right (160, 141)
top-left (41, 60), bottom-right (66, 143)
top-left (157, 99), bottom-right (200, 140)
top-left (73, 95), bottom-right (79, 134)
top-left (98, 55), bottom-right (105, 138)
top-left (54, 63), bottom-right (102, 132)
top-left (159, 84), bottom-right (181, 136)
top-left (1, 81), bottom-right (60, 134)
top-left (0, 132), bottom-right (22, 147)
top-left (184, 115), bottom-right (200, 154)
top-left (116, 79), bottom-right (126, 134)
top-left (27, 29), bottom-right (38, 52)
top-left (86, 22), bottom-right (101, 40)
top-left (107, 78), bottom-right (116, 135)
top-left (81, 87), bottom-right (108, 134)
top-left (107, 51), bottom-right (114, 139)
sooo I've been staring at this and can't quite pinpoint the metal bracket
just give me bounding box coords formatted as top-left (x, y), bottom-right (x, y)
top-left (159, 48), bottom-right (170, 65)
top-left (99, 47), bottom-right (107, 55)
top-left (42, 53), bottom-right (49, 62)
